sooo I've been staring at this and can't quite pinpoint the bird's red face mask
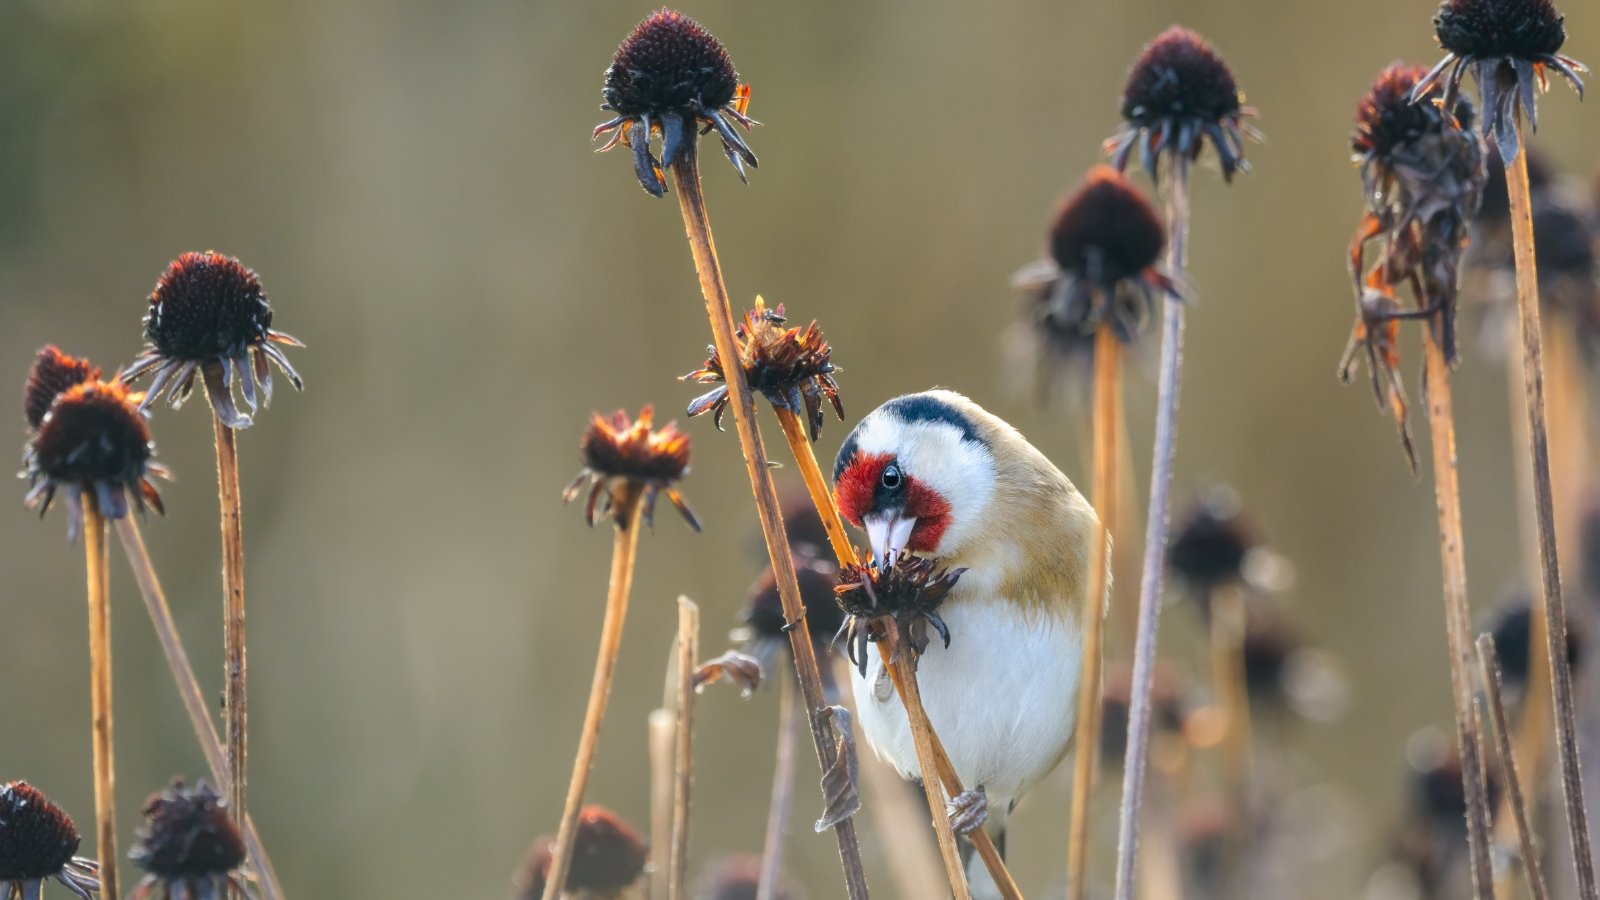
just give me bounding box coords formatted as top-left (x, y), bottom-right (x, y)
top-left (834, 452), bottom-right (952, 563)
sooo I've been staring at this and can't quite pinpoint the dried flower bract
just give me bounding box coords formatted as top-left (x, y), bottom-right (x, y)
top-left (563, 406), bottom-right (700, 531)
top-left (123, 252), bottom-right (304, 430)
top-left (0, 781), bottom-right (99, 900)
top-left (1413, 0), bottom-right (1587, 165)
top-left (833, 553), bottom-right (966, 677)
top-left (682, 297), bottom-right (843, 441)
top-left (22, 378), bottom-right (169, 539)
top-left (1107, 26), bottom-right (1257, 182)
top-left (594, 8), bottom-right (759, 196)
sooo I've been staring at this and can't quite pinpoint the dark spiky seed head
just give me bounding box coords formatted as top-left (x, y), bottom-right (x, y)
top-left (1121, 27), bottom-right (1242, 127)
top-left (128, 780), bottom-right (245, 878)
top-left (1353, 63), bottom-right (1475, 159)
top-left (29, 381), bottom-right (153, 487)
top-left (0, 781), bottom-right (81, 881)
top-left (566, 807), bottom-right (648, 893)
top-left (23, 347), bottom-right (100, 431)
top-left (744, 552), bottom-right (847, 643)
top-left (603, 9), bottom-right (739, 117)
top-left (145, 252), bottom-right (273, 361)
top-left (1434, 0), bottom-right (1567, 59)
top-left (1167, 488), bottom-right (1256, 592)
top-left (579, 407), bottom-right (692, 485)
top-left (1049, 166), bottom-right (1165, 283)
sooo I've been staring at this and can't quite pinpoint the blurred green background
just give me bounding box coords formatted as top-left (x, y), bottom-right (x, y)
top-left (1, 1), bottom-right (1597, 897)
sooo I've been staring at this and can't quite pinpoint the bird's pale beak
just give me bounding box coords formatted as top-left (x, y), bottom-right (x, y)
top-left (863, 511), bottom-right (917, 567)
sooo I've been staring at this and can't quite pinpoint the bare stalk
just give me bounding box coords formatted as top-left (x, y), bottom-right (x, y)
top-left (1113, 157), bottom-right (1190, 900)
top-left (211, 413), bottom-right (248, 839)
top-left (757, 669), bottom-right (799, 900)
top-left (773, 405), bottom-right (1020, 896)
top-left (1210, 588), bottom-right (1252, 894)
top-left (1506, 123), bottom-right (1598, 898)
top-left (542, 488), bottom-right (646, 900)
top-left (114, 516), bottom-right (285, 900)
top-left (1068, 326), bottom-right (1121, 900)
top-left (1479, 633), bottom-right (1552, 900)
top-left (1422, 328), bottom-right (1496, 898)
top-left (888, 654), bottom-right (972, 900)
top-left (668, 597), bottom-right (700, 900)
top-left (83, 500), bottom-right (119, 900)
top-left (668, 142), bottom-right (870, 899)
top-left (648, 708), bottom-right (676, 900)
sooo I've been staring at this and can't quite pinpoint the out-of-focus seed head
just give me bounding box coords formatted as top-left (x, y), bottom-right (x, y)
top-left (1478, 143), bottom-right (1553, 225)
top-left (128, 780), bottom-right (245, 880)
top-left (1489, 590), bottom-right (1584, 686)
top-left (1050, 167), bottom-right (1166, 284)
top-left (682, 298), bottom-right (844, 442)
top-left (22, 347), bottom-right (100, 432)
top-left (697, 854), bottom-right (797, 900)
top-left (1167, 486), bottom-right (1256, 599)
top-left (1353, 64), bottom-right (1475, 160)
top-left (736, 551), bottom-right (847, 673)
top-left (1435, 0), bottom-right (1567, 60)
top-left (1101, 663), bottom-right (1189, 764)
top-left (1122, 27), bottom-right (1242, 129)
top-left (566, 807), bottom-right (648, 895)
top-left (1533, 199), bottom-right (1597, 281)
top-left (604, 9), bottom-right (739, 118)
top-left (145, 252), bottom-right (273, 361)
top-left (0, 781), bottom-right (80, 881)
top-left (564, 406), bottom-right (700, 531)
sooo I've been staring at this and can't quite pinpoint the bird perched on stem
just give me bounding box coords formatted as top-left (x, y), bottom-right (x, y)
top-left (833, 389), bottom-right (1099, 898)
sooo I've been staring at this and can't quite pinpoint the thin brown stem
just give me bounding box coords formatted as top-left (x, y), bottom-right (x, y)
top-left (648, 708), bottom-right (676, 900)
top-left (212, 413), bottom-right (248, 842)
top-left (1422, 329), bottom-right (1496, 898)
top-left (543, 488), bottom-right (646, 900)
top-left (114, 516), bottom-right (285, 900)
top-left (889, 653), bottom-right (972, 900)
top-left (1479, 633), bottom-right (1552, 900)
top-left (1068, 326), bottom-right (1120, 900)
top-left (669, 597), bottom-right (700, 900)
top-left (669, 143), bottom-right (869, 899)
top-left (83, 500), bottom-right (119, 900)
top-left (757, 670), bottom-right (799, 900)
top-left (1507, 123), bottom-right (1598, 898)
top-left (1210, 588), bottom-right (1252, 896)
top-left (774, 406), bottom-right (1020, 897)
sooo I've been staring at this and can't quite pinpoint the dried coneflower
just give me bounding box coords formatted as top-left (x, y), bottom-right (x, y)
top-left (1415, 2), bottom-right (1594, 886)
top-left (0, 781), bottom-right (99, 900)
top-left (22, 347), bottom-right (100, 432)
top-left (127, 780), bottom-right (248, 900)
top-left (516, 807), bottom-right (648, 900)
top-left (1167, 486), bottom-right (1258, 607)
top-left (594, 8), bottom-right (758, 196)
top-left (681, 297), bottom-right (843, 442)
top-left (546, 407), bottom-right (696, 900)
top-left (833, 554), bottom-right (964, 678)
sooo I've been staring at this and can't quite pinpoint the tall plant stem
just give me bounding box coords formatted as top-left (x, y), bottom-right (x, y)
top-left (83, 501), bottom-right (119, 900)
top-left (1479, 633), bottom-right (1551, 900)
top-left (1210, 588), bottom-right (1252, 894)
top-left (1421, 329), bottom-right (1496, 898)
top-left (668, 597), bottom-right (699, 900)
top-left (889, 654), bottom-right (972, 900)
top-left (757, 670), bottom-right (799, 900)
top-left (648, 708), bottom-right (676, 900)
top-left (772, 406), bottom-right (1021, 898)
top-left (1113, 158), bottom-right (1190, 900)
top-left (542, 489), bottom-right (645, 900)
top-left (212, 413), bottom-right (248, 842)
top-left (114, 516), bottom-right (285, 900)
top-left (668, 143), bottom-right (870, 899)
top-left (1506, 124), bottom-right (1598, 898)
top-left (1067, 326), bottom-right (1120, 900)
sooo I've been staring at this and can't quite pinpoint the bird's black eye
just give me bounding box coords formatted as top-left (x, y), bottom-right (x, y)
top-left (881, 465), bottom-right (902, 490)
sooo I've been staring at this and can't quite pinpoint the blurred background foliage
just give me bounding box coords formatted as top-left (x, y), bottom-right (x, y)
top-left (0, 1), bottom-right (1597, 897)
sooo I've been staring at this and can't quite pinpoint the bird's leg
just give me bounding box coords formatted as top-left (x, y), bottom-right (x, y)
top-left (947, 786), bottom-right (989, 836)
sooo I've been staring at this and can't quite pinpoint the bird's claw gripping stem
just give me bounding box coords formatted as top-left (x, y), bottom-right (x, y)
top-left (947, 787), bottom-right (989, 836)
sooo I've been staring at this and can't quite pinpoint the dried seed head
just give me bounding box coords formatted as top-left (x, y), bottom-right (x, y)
top-left (1100, 663), bottom-right (1189, 764)
top-left (835, 554), bottom-right (966, 675)
top-left (775, 481), bottom-right (832, 554)
top-left (604, 9), bottom-right (739, 118)
top-left (1050, 166), bottom-right (1166, 283)
top-left (564, 406), bottom-right (700, 530)
top-left (1434, 0), bottom-right (1567, 60)
top-left (1353, 63), bottom-right (1474, 160)
top-left (740, 551), bottom-right (846, 649)
top-left (0, 781), bottom-right (81, 881)
top-left (682, 298), bottom-right (844, 442)
top-left (1489, 590), bottom-right (1584, 686)
top-left (1533, 199), bottom-right (1597, 281)
top-left (145, 252), bottom-right (274, 361)
top-left (1122, 27), bottom-right (1242, 130)
top-left (22, 346), bottom-right (100, 431)
top-left (566, 807), bottom-right (648, 894)
top-left (27, 381), bottom-right (153, 489)
top-left (1167, 486), bottom-right (1256, 600)
top-left (128, 780), bottom-right (245, 880)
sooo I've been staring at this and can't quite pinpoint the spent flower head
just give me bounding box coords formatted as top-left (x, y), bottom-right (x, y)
top-left (563, 406), bottom-right (700, 531)
top-left (1106, 26), bottom-right (1258, 182)
top-left (22, 347), bottom-right (100, 432)
top-left (1413, 0), bottom-right (1588, 165)
top-left (834, 553), bottom-right (966, 677)
top-left (0, 781), bottom-right (99, 900)
top-left (681, 297), bottom-right (843, 441)
top-left (123, 252), bottom-right (304, 430)
top-left (733, 550), bottom-right (847, 676)
top-left (1012, 165), bottom-right (1177, 346)
top-left (594, 8), bottom-right (759, 196)
top-left (515, 806), bottom-right (647, 900)
top-left (127, 780), bottom-right (248, 900)
top-left (22, 375), bottom-right (169, 540)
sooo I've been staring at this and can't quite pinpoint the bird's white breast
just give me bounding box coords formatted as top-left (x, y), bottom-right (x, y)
top-left (850, 596), bottom-right (1081, 809)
